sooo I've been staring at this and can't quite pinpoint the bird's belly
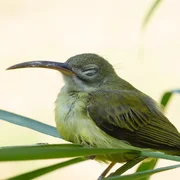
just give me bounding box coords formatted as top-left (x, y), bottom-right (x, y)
top-left (55, 91), bottom-right (136, 162)
top-left (55, 91), bottom-right (93, 144)
top-left (55, 92), bottom-right (105, 146)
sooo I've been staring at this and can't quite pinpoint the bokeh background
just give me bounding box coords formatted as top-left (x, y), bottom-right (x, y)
top-left (0, 0), bottom-right (180, 179)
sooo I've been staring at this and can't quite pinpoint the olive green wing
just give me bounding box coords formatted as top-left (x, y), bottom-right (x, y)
top-left (87, 90), bottom-right (180, 152)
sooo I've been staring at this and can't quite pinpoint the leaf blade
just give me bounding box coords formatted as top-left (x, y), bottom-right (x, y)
top-left (7, 158), bottom-right (85, 180)
top-left (160, 89), bottom-right (180, 108)
top-left (0, 144), bottom-right (140, 161)
top-left (105, 164), bottom-right (180, 180)
top-left (135, 158), bottom-right (157, 180)
top-left (0, 109), bottom-right (61, 138)
top-left (142, 0), bottom-right (163, 30)
top-left (141, 151), bottom-right (180, 162)
top-left (108, 157), bottom-right (146, 177)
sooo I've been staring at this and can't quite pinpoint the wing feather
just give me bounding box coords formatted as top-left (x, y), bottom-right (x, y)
top-left (87, 90), bottom-right (180, 152)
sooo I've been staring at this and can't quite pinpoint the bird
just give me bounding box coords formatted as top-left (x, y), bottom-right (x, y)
top-left (7, 53), bottom-right (180, 179)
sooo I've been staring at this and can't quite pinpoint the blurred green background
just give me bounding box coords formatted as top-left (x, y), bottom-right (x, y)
top-left (0, 0), bottom-right (180, 179)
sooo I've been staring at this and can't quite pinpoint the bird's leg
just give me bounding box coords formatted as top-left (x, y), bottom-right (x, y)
top-left (98, 162), bottom-right (116, 180)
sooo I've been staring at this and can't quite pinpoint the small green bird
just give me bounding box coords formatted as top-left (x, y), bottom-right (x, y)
top-left (7, 53), bottom-right (180, 178)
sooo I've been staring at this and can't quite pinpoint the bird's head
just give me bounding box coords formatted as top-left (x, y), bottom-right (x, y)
top-left (7, 53), bottom-right (118, 92)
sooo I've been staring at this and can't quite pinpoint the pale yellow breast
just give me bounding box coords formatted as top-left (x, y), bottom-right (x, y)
top-left (55, 89), bottom-right (90, 143)
top-left (55, 88), bottom-right (132, 148)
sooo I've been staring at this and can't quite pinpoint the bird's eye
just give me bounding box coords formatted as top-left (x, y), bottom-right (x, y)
top-left (82, 68), bottom-right (98, 76)
top-left (82, 65), bottom-right (99, 77)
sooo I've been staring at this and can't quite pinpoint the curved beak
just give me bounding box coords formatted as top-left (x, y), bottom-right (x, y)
top-left (7, 61), bottom-right (74, 76)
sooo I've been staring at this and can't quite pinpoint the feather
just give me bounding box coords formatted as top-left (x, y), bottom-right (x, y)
top-left (87, 90), bottom-right (180, 154)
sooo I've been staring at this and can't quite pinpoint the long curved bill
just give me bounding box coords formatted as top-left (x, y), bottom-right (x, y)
top-left (7, 61), bottom-right (74, 76)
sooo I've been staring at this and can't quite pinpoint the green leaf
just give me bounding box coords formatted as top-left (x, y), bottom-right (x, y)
top-left (141, 151), bottom-right (180, 162)
top-left (135, 158), bottom-right (157, 180)
top-left (108, 157), bottom-right (146, 177)
top-left (0, 144), bottom-right (140, 161)
top-left (104, 164), bottom-right (180, 180)
top-left (142, 0), bottom-right (163, 30)
top-left (160, 89), bottom-right (180, 108)
top-left (0, 109), bottom-right (61, 139)
top-left (7, 157), bottom-right (85, 180)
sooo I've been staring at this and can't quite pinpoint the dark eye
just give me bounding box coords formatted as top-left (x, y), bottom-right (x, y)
top-left (82, 64), bottom-right (99, 77)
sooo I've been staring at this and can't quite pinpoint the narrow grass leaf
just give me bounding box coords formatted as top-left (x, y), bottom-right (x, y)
top-left (0, 144), bottom-right (140, 161)
top-left (108, 157), bottom-right (146, 177)
top-left (7, 157), bottom-right (85, 180)
top-left (105, 164), bottom-right (180, 180)
top-left (160, 89), bottom-right (180, 108)
top-left (0, 109), bottom-right (61, 138)
top-left (141, 151), bottom-right (180, 162)
top-left (135, 158), bottom-right (157, 180)
top-left (142, 0), bottom-right (163, 30)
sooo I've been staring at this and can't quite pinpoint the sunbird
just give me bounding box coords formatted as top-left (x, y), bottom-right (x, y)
top-left (7, 53), bottom-right (180, 179)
